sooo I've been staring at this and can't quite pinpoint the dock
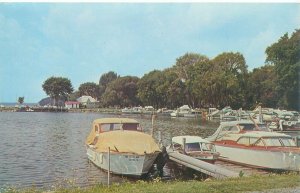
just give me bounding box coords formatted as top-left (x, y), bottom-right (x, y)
top-left (167, 150), bottom-right (240, 179)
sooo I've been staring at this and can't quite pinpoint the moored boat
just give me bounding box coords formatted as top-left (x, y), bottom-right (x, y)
top-left (85, 118), bottom-right (161, 177)
top-left (168, 136), bottom-right (219, 163)
top-left (206, 120), bottom-right (300, 171)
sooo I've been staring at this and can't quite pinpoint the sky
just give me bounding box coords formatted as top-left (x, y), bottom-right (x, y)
top-left (0, 3), bottom-right (299, 103)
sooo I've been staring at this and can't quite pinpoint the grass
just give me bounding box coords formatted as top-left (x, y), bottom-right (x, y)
top-left (3, 173), bottom-right (300, 193)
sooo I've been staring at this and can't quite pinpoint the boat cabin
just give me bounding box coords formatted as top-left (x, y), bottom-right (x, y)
top-left (170, 136), bottom-right (219, 163)
top-left (92, 118), bottom-right (142, 133)
top-left (235, 133), bottom-right (297, 148)
top-left (171, 136), bottom-right (217, 153)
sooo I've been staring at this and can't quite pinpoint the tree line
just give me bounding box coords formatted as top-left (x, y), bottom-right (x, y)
top-left (42, 29), bottom-right (300, 111)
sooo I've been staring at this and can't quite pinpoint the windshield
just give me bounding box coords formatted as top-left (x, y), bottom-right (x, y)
top-left (185, 143), bottom-right (201, 152)
top-left (201, 143), bottom-right (216, 152)
top-left (100, 123), bottom-right (140, 132)
top-left (239, 123), bottom-right (269, 131)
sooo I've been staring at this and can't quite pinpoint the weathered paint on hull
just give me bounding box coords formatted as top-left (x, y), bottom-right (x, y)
top-left (86, 147), bottom-right (159, 177)
top-left (215, 145), bottom-right (300, 171)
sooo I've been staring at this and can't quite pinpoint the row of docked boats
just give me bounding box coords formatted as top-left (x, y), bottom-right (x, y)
top-left (85, 118), bottom-right (300, 178)
top-left (121, 105), bottom-right (201, 118)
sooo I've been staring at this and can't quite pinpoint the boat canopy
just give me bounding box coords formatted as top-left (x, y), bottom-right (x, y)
top-left (86, 118), bottom-right (141, 145)
top-left (87, 130), bottom-right (160, 155)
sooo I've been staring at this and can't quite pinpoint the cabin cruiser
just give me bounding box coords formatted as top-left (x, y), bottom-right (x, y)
top-left (168, 136), bottom-right (220, 163)
top-left (85, 118), bottom-right (161, 177)
top-left (170, 105), bottom-right (200, 118)
top-left (206, 120), bottom-right (300, 171)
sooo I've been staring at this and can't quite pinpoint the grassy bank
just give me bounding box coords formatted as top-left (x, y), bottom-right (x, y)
top-left (4, 173), bottom-right (300, 193)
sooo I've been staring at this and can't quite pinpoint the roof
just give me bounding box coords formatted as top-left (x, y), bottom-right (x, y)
top-left (87, 130), bottom-right (160, 155)
top-left (93, 118), bottom-right (139, 125)
top-left (65, 101), bottom-right (80, 105)
top-left (77, 95), bottom-right (97, 103)
top-left (172, 136), bottom-right (210, 145)
top-left (239, 131), bottom-right (291, 138)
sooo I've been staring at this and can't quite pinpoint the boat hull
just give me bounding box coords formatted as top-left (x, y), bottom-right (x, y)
top-left (215, 144), bottom-right (300, 171)
top-left (86, 146), bottom-right (159, 177)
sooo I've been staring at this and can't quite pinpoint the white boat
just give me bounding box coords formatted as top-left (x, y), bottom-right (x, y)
top-left (121, 106), bottom-right (143, 114)
top-left (169, 136), bottom-right (219, 163)
top-left (171, 106), bottom-right (201, 118)
top-left (143, 106), bottom-right (155, 114)
top-left (206, 120), bottom-right (300, 171)
top-left (85, 118), bottom-right (161, 177)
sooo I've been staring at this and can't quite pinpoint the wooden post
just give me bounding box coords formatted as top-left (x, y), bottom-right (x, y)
top-left (259, 106), bottom-right (263, 123)
top-left (158, 131), bottom-right (162, 147)
top-left (182, 137), bottom-right (186, 154)
top-left (108, 147), bottom-right (110, 187)
top-left (151, 114), bottom-right (155, 136)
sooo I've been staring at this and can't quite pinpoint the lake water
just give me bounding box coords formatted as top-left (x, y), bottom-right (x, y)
top-left (0, 112), bottom-right (218, 190)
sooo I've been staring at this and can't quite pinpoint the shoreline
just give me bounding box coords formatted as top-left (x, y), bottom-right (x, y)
top-left (4, 173), bottom-right (300, 193)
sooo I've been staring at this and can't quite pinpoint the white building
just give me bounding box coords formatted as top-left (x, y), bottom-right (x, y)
top-left (65, 101), bottom-right (80, 109)
top-left (77, 95), bottom-right (99, 108)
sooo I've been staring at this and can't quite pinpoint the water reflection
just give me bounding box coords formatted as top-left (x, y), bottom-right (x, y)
top-left (0, 112), bottom-right (218, 189)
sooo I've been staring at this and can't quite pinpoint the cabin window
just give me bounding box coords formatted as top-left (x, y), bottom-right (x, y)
top-left (100, 123), bottom-right (122, 132)
top-left (186, 143), bottom-right (200, 152)
top-left (222, 126), bottom-right (238, 131)
top-left (255, 139), bottom-right (265, 146)
top-left (122, 123), bottom-right (139, 131)
top-left (249, 137), bottom-right (258, 145)
top-left (95, 125), bottom-right (99, 132)
top-left (263, 138), bottom-right (282, 146)
top-left (237, 137), bottom-right (258, 145)
top-left (239, 124), bottom-right (269, 132)
top-left (280, 138), bottom-right (296, 147)
top-left (237, 137), bottom-right (250, 145)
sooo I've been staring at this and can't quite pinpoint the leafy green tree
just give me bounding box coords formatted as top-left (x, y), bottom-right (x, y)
top-left (102, 76), bottom-right (140, 107)
top-left (174, 53), bottom-right (210, 107)
top-left (42, 76), bottom-right (73, 106)
top-left (99, 71), bottom-right (118, 97)
top-left (78, 82), bottom-right (99, 99)
top-left (68, 91), bottom-right (81, 101)
top-left (18, 97), bottom-right (24, 104)
top-left (211, 52), bottom-right (248, 108)
top-left (266, 29), bottom-right (300, 110)
top-left (137, 70), bottom-right (168, 108)
top-left (246, 65), bottom-right (278, 109)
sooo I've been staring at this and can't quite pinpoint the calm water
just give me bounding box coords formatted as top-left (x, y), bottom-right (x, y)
top-left (0, 112), bottom-right (218, 190)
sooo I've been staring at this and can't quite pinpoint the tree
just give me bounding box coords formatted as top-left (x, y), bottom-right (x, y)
top-left (102, 76), bottom-right (140, 107)
top-left (138, 70), bottom-right (169, 108)
top-left (246, 65), bottom-right (278, 109)
top-left (266, 29), bottom-right (300, 110)
top-left (99, 71), bottom-right (118, 97)
top-left (211, 52), bottom-right (248, 108)
top-left (18, 97), bottom-right (24, 104)
top-left (174, 53), bottom-right (210, 107)
top-left (42, 76), bottom-right (73, 106)
top-left (78, 82), bottom-right (99, 99)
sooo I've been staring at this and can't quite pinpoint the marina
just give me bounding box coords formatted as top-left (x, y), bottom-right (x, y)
top-left (1, 111), bottom-right (299, 190)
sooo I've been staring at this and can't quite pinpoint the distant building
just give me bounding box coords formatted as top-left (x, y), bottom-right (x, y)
top-left (77, 95), bottom-right (99, 108)
top-left (65, 101), bottom-right (80, 109)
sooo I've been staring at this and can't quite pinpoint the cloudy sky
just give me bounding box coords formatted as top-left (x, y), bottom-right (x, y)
top-left (0, 3), bottom-right (299, 103)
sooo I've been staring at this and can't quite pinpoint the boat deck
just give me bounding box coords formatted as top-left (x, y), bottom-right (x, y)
top-left (167, 150), bottom-right (272, 179)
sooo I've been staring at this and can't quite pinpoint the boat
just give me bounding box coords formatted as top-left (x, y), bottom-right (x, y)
top-left (170, 105), bottom-right (192, 117)
top-left (85, 118), bottom-right (161, 177)
top-left (206, 120), bottom-right (300, 171)
top-left (168, 136), bottom-right (220, 163)
top-left (121, 106), bottom-right (143, 114)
